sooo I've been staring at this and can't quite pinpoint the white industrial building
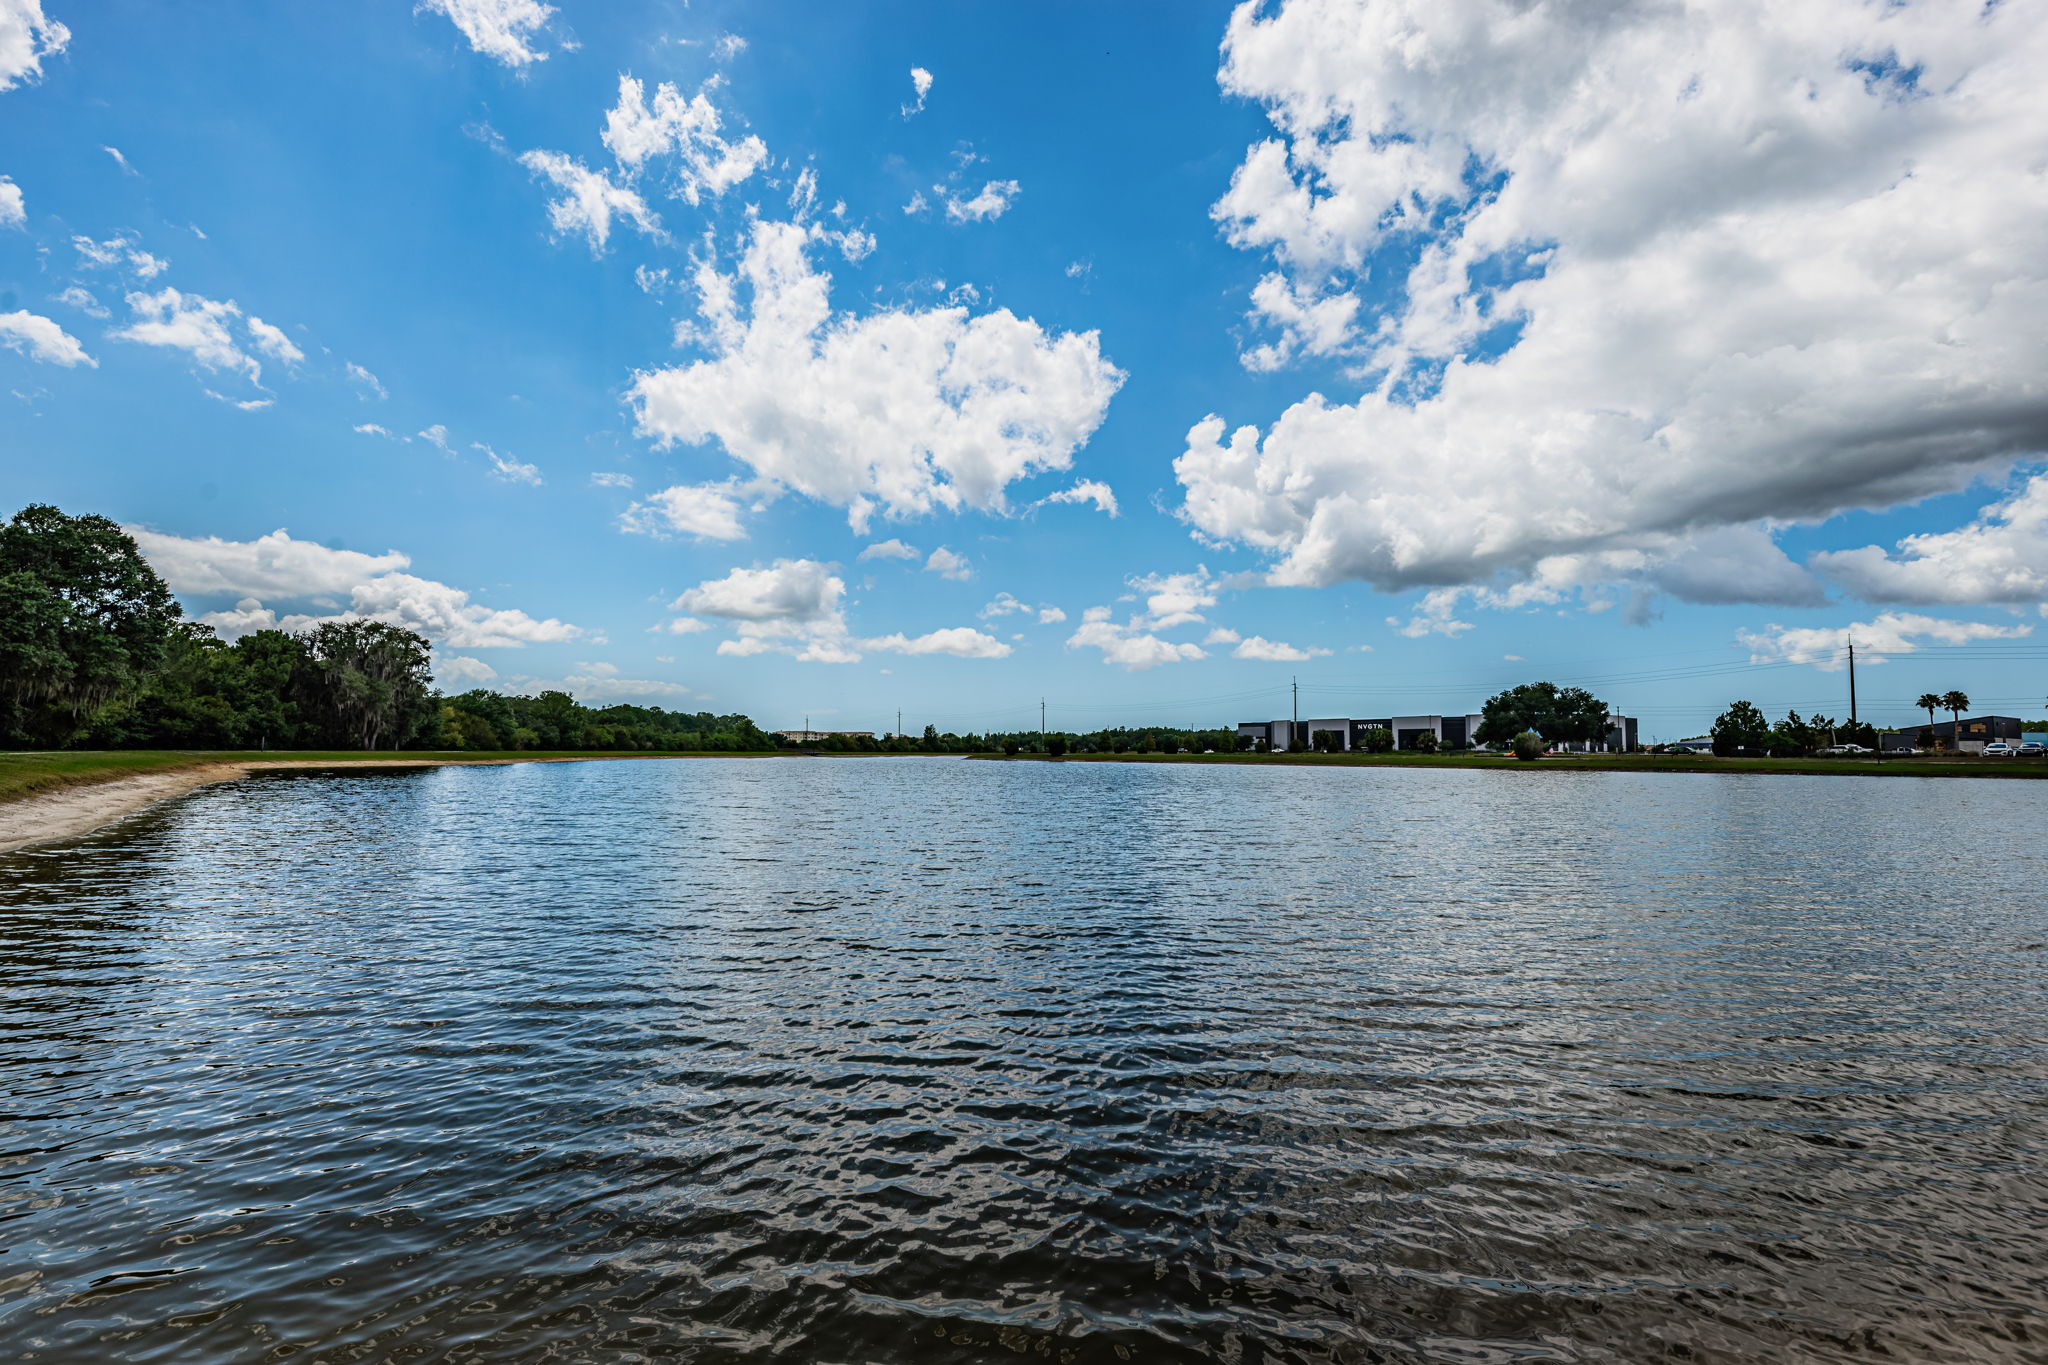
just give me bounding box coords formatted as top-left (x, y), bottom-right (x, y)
top-left (1237, 713), bottom-right (1638, 753)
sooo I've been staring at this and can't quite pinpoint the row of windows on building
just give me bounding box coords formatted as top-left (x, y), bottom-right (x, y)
top-left (1235, 714), bottom-right (1639, 753)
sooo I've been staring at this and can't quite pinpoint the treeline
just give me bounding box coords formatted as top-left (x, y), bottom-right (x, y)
top-left (789, 725), bottom-right (1244, 756)
top-left (1, 504), bottom-right (769, 752)
top-left (1708, 702), bottom-right (1879, 756)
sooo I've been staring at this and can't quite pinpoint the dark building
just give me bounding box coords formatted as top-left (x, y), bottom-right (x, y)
top-left (1882, 715), bottom-right (2023, 751)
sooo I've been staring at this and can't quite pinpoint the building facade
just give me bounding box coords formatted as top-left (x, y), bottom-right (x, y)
top-left (1236, 712), bottom-right (1637, 753)
top-left (1880, 715), bottom-right (2023, 752)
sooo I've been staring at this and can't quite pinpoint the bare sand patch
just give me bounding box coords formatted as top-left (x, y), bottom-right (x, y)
top-left (0, 758), bottom-right (539, 854)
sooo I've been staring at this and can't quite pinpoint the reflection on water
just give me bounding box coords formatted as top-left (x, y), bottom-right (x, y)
top-left (2, 758), bottom-right (2045, 1362)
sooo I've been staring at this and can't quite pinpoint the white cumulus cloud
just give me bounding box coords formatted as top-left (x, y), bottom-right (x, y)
top-left (1036, 479), bottom-right (1118, 517)
top-left (1066, 616), bottom-right (1207, 672)
top-left (620, 481), bottom-right (748, 540)
top-left (434, 654), bottom-right (500, 688)
top-left (600, 73), bottom-right (766, 204)
top-left (73, 234), bottom-right (167, 278)
top-left (1183, 0), bottom-right (2048, 608)
top-left (1129, 567), bottom-right (1218, 630)
top-left (859, 538), bottom-right (920, 561)
top-left (0, 176), bottom-right (22, 227)
top-left (420, 0), bottom-right (555, 67)
top-left (1813, 475), bottom-right (2048, 608)
top-left (943, 178), bottom-right (1019, 224)
top-left (131, 525), bottom-right (581, 647)
top-left (345, 361), bottom-right (386, 399)
top-left (865, 626), bottom-right (1010, 659)
top-left (474, 442), bottom-right (542, 485)
top-left (630, 220), bottom-right (1122, 532)
top-left (1738, 612), bottom-right (2031, 672)
top-left (1233, 635), bottom-right (1331, 662)
top-left (519, 149), bottom-right (661, 253)
top-left (903, 66), bottom-right (933, 117)
top-left (667, 558), bottom-right (1006, 663)
top-left (673, 558), bottom-right (842, 623)
top-left (244, 316), bottom-right (303, 366)
top-left (112, 288), bottom-right (261, 383)
top-left (0, 0), bottom-right (68, 90)
top-left (924, 546), bottom-right (971, 581)
top-left (0, 309), bottom-right (94, 366)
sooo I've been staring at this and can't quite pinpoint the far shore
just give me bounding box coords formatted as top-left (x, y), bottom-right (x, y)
top-left (6, 743), bottom-right (2044, 856)
top-left (0, 750), bottom-right (770, 854)
top-left (968, 749), bottom-right (2048, 780)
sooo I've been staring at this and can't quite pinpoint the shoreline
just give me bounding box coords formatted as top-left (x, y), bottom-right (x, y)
top-left (968, 750), bottom-right (2048, 779)
top-left (0, 752), bottom-right (746, 855)
top-left (7, 744), bottom-right (2042, 855)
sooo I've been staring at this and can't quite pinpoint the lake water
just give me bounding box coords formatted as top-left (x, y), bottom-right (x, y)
top-left (2, 758), bottom-right (2045, 1363)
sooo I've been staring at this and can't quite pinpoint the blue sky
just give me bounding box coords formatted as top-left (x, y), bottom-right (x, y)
top-left (4, 0), bottom-right (2046, 739)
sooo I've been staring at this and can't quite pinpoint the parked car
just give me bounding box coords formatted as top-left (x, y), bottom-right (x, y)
top-left (1817, 744), bottom-right (1872, 755)
top-left (2017, 742), bottom-right (2045, 756)
top-left (1981, 743), bottom-right (2017, 757)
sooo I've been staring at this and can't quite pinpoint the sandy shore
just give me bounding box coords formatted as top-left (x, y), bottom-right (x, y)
top-left (0, 758), bottom-right (547, 855)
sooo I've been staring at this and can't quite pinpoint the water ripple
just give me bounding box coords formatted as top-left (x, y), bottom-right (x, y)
top-left (2, 758), bottom-right (2045, 1362)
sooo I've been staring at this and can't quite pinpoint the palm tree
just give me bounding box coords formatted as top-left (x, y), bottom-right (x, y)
top-left (1917, 693), bottom-right (1942, 729)
top-left (1942, 690), bottom-right (1971, 740)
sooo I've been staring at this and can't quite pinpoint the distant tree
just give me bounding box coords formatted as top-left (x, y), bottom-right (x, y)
top-left (922, 723), bottom-right (940, 751)
top-left (1311, 728), bottom-right (1339, 752)
top-left (1711, 700), bottom-right (1770, 757)
top-left (1002, 737), bottom-right (1021, 756)
top-left (1047, 734), bottom-right (1069, 757)
top-left (1512, 730), bottom-right (1544, 761)
top-left (1771, 709), bottom-right (1816, 756)
top-left (230, 629), bottom-right (310, 746)
top-left (1360, 727), bottom-right (1394, 753)
top-left (1916, 693), bottom-right (1942, 730)
top-left (1235, 732), bottom-right (1255, 751)
top-left (1409, 730), bottom-right (1439, 753)
top-left (1941, 690), bottom-right (1970, 730)
top-left (0, 504), bottom-right (183, 745)
top-left (297, 620), bottom-right (433, 750)
top-left (1254, 737), bottom-right (1270, 753)
top-left (1476, 681), bottom-right (1610, 748)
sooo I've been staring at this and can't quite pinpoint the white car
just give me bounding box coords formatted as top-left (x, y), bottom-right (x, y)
top-left (1982, 743), bottom-right (2017, 757)
top-left (1817, 744), bottom-right (1871, 755)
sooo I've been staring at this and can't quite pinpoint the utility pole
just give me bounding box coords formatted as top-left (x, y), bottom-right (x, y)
top-left (1040, 697), bottom-right (1046, 743)
top-left (1292, 675), bottom-right (1299, 749)
top-left (1847, 635), bottom-right (1857, 724)
top-left (897, 708), bottom-right (902, 740)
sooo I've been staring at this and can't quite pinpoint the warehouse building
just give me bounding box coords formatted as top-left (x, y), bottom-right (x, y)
top-left (1880, 715), bottom-right (2023, 753)
top-left (1237, 713), bottom-right (1637, 753)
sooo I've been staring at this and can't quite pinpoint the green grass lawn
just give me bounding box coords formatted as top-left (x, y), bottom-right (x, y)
top-left (0, 749), bottom-right (760, 806)
top-left (970, 750), bottom-right (2048, 779)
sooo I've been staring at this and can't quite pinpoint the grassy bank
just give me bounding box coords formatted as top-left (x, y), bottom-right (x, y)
top-left (0, 749), bottom-right (766, 807)
top-left (968, 750), bottom-right (2048, 779)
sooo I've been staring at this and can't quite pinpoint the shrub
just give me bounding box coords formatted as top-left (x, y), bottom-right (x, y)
top-left (1512, 731), bottom-right (1544, 761)
top-left (1002, 737), bottom-right (1021, 756)
top-left (1409, 730), bottom-right (1439, 753)
top-left (1360, 727), bottom-right (1394, 753)
top-left (1047, 734), bottom-right (1069, 757)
